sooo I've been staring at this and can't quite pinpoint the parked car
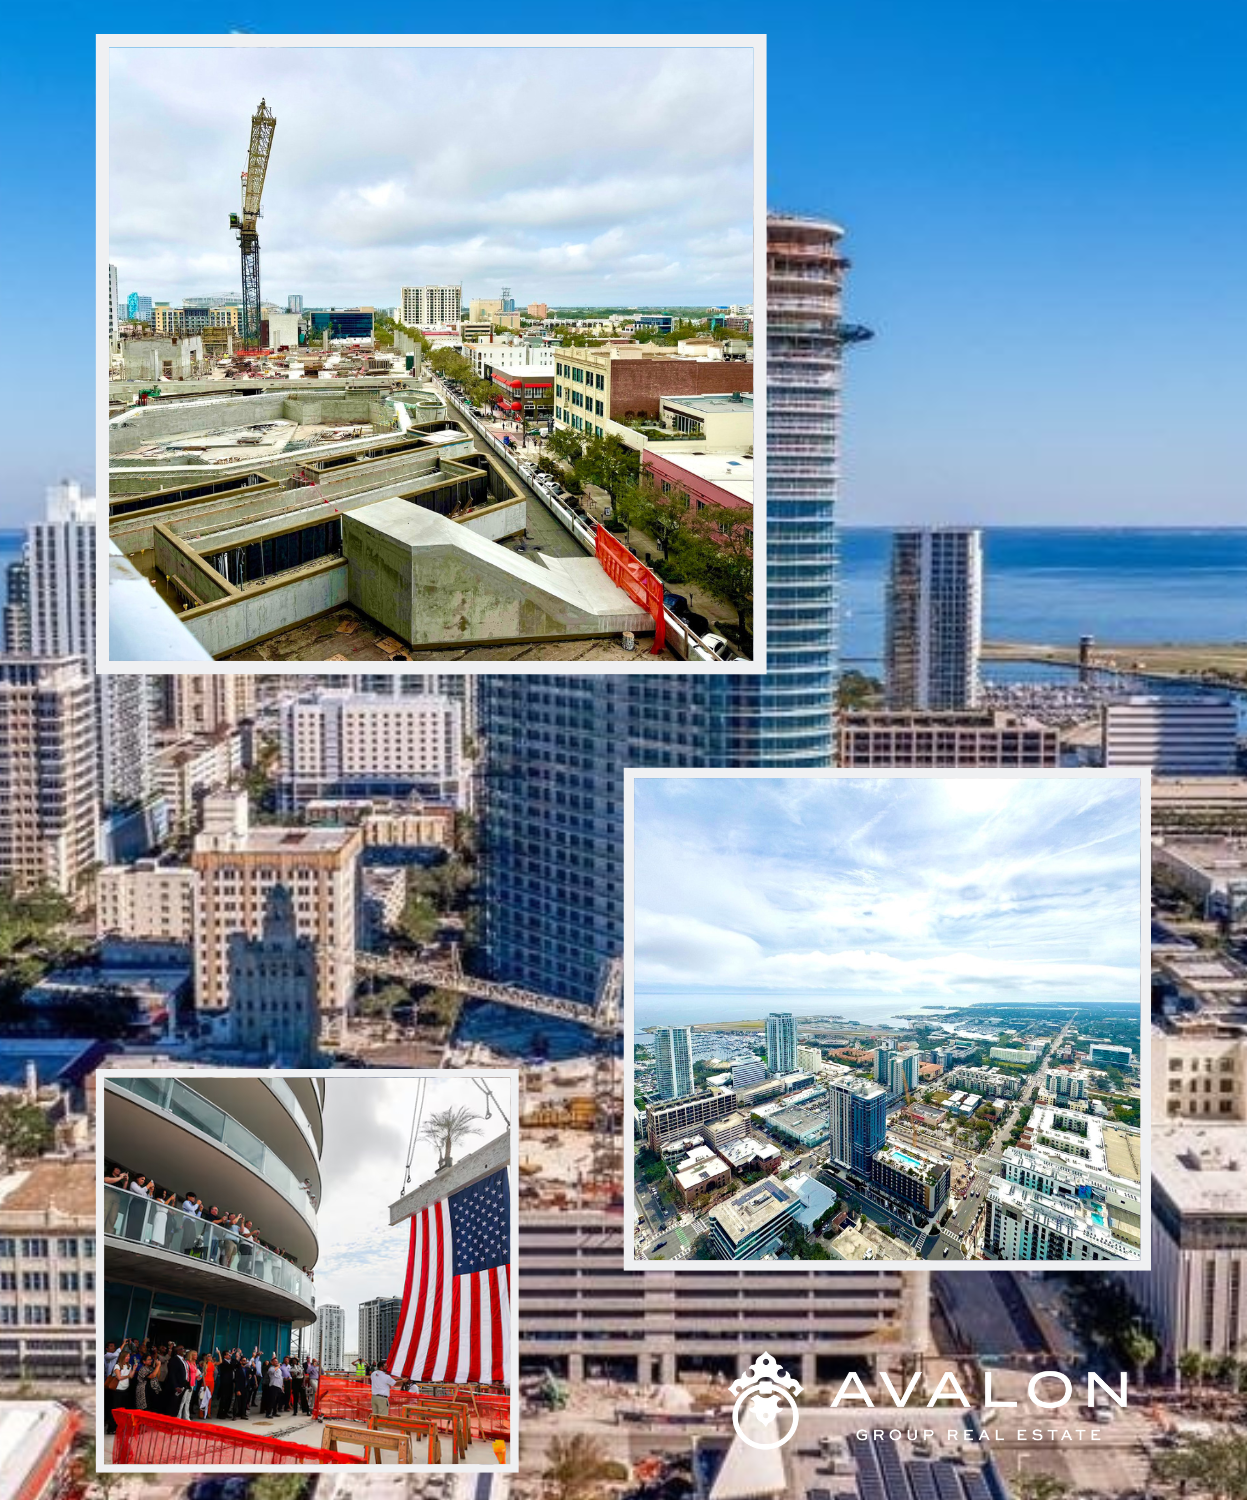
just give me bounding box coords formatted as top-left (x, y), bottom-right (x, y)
top-left (701, 633), bottom-right (734, 660)
top-left (663, 591), bottom-right (689, 619)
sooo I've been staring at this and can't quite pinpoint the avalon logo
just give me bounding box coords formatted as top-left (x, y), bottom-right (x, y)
top-left (730, 1351), bottom-right (803, 1450)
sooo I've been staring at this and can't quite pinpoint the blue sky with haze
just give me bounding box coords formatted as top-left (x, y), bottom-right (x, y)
top-left (4, 2), bottom-right (1245, 523)
top-left (632, 776), bottom-right (1142, 1023)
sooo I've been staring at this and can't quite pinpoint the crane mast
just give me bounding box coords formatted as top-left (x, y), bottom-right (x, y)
top-left (228, 99), bottom-right (276, 348)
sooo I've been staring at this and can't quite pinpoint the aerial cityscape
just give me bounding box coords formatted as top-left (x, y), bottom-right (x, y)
top-left (1, 9), bottom-right (1246, 1500)
top-left (629, 775), bottom-right (1145, 1265)
top-left (104, 46), bottom-right (756, 665)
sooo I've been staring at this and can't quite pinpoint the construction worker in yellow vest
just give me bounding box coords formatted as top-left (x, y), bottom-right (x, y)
top-left (356, 1359), bottom-right (366, 1382)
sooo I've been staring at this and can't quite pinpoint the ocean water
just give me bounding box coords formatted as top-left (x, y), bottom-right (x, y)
top-left (839, 527), bottom-right (1247, 671)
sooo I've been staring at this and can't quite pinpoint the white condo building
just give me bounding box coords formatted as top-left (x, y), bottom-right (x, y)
top-left (317, 1302), bottom-right (344, 1370)
top-left (885, 528), bottom-right (983, 710)
top-left (653, 1027), bottom-right (694, 1101)
top-left (766, 1013), bottom-right (796, 1075)
top-left (401, 285), bottom-right (463, 327)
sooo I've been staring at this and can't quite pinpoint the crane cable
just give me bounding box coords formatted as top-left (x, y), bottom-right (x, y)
top-left (471, 1076), bottom-right (510, 1130)
top-left (401, 1077), bottom-right (428, 1195)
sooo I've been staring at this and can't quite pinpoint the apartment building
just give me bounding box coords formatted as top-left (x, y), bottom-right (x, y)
top-left (95, 859), bottom-right (198, 944)
top-left (191, 792), bottom-right (361, 1035)
top-left (153, 729), bottom-right (244, 832)
top-left (0, 658), bottom-right (98, 898)
top-left (401, 285), bottom-right (462, 326)
top-left (0, 1160), bottom-right (95, 1379)
top-left (991, 1046), bottom-right (1041, 1065)
top-left (645, 1090), bottom-right (739, 1152)
top-left (828, 1077), bottom-right (888, 1176)
top-left (796, 1045), bottom-right (823, 1074)
top-left (653, 1027), bottom-right (694, 1102)
top-left (707, 1178), bottom-right (804, 1259)
top-left (839, 710), bottom-right (1060, 768)
top-left (871, 1145), bottom-right (950, 1215)
top-left (766, 1013), bottom-right (796, 1075)
top-left (885, 529), bottom-right (982, 711)
top-left (279, 692), bottom-right (464, 811)
top-left (552, 347), bottom-right (754, 434)
top-left (947, 1066), bottom-right (1020, 1099)
top-left (359, 1295), bottom-right (402, 1366)
top-left (1044, 1067), bottom-right (1090, 1101)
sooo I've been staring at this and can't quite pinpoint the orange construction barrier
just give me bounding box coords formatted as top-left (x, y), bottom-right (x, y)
top-left (112, 1409), bottom-right (365, 1465)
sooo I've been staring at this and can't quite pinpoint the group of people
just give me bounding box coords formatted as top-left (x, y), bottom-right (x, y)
top-left (104, 1166), bottom-right (312, 1280)
top-left (104, 1340), bottom-right (322, 1432)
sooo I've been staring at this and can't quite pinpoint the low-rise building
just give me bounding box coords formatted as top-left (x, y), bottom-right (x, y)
top-left (1104, 696), bottom-right (1237, 776)
top-left (1154, 1028), bottom-right (1247, 1120)
top-left (0, 1159), bottom-right (95, 1379)
top-left (839, 710), bottom-right (1061, 768)
top-left (706, 1178), bottom-right (803, 1260)
top-left (673, 1156), bottom-right (732, 1205)
top-left (657, 391), bottom-right (754, 445)
top-left (703, 1113), bottom-right (748, 1152)
top-left (990, 1046), bottom-right (1041, 1065)
top-left (1087, 1042), bottom-right (1134, 1068)
top-left (96, 858), bottom-right (198, 944)
top-left (553, 346), bottom-right (754, 434)
top-left (641, 450), bottom-right (752, 517)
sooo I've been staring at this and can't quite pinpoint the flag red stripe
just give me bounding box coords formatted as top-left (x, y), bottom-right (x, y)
top-left (385, 1213), bottom-right (419, 1373)
top-left (419, 1202), bottom-right (446, 1380)
top-left (403, 1206), bottom-right (434, 1379)
top-left (488, 1264), bottom-right (504, 1382)
top-left (446, 1268), bottom-right (461, 1382)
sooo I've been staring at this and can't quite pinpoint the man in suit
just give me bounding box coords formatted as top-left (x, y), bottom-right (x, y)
top-left (165, 1346), bottom-right (188, 1418)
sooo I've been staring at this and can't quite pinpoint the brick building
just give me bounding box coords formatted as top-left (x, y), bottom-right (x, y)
top-left (553, 348), bottom-right (754, 433)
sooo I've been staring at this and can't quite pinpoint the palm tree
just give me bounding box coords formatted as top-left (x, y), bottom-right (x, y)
top-left (542, 1432), bottom-right (620, 1500)
top-left (1179, 1350), bottom-right (1205, 1400)
top-left (421, 1104), bottom-right (481, 1172)
top-left (1119, 1323), bottom-right (1157, 1388)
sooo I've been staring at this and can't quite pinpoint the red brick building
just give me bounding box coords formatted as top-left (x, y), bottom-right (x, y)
top-left (554, 346), bottom-right (754, 432)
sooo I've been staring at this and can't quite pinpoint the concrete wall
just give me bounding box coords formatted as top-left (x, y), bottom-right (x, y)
top-left (152, 524), bottom-right (237, 605)
top-left (109, 392), bottom-right (290, 453)
top-left (342, 498), bottom-right (649, 647)
top-left (456, 498), bottom-right (527, 541)
top-left (180, 561), bottom-right (349, 656)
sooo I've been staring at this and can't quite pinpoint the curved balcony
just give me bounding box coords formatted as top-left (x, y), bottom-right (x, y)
top-left (105, 1078), bottom-right (318, 1264)
top-left (104, 1187), bottom-right (315, 1328)
top-left (189, 1076), bottom-right (321, 1199)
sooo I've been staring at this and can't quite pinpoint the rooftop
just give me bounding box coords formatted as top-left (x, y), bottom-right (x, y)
top-left (707, 1177), bottom-right (801, 1245)
top-left (0, 1159), bottom-right (94, 1217)
top-left (647, 450), bottom-right (753, 504)
top-left (1153, 1121), bottom-right (1247, 1216)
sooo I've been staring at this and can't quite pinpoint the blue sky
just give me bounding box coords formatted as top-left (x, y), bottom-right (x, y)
top-left (632, 775), bottom-right (1142, 1021)
top-left (4, 3), bottom-right (1246, 524)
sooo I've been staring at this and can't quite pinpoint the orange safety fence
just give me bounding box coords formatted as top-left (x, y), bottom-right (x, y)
top-left (595, 524), bottom-right (665, 653)
top-left (112, 1409), bottom-right (365, 1465)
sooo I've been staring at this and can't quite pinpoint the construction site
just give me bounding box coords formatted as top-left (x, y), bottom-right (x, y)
top-left (106, 99), bottom-right (704, 665)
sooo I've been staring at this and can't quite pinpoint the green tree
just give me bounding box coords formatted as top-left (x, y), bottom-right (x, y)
top-left (1119, 1323), bottom-right (1157, 1385)
top-left (575, 435), bottom-right (639, 499)
top-left (421, 1103), bottom-right (481, 1171)
top-left (542, 1432), bottom-right (621, 1500)
top-left (252, 1477), bottom-right (310, 1500)
top-left (399, 883), bottom-right (439, 947)
top-left (421, 987), bottom-right (463, 1033)
top-left (546, 429), bottom-right (583, 465)
top-left (0, 1097), bottom-right (52, 1160)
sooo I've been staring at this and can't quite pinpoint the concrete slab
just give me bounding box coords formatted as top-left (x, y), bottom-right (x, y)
top-left (342, 496), bottom-right (652, 647)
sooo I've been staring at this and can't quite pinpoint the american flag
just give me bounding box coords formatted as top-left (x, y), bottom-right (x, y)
top-left (385, 1167), bottom-right (511, 1382)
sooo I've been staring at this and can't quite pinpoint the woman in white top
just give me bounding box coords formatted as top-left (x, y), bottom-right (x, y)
top-left (236, 1218), bottom-right (254, 1274)
top-left (147, 1189), bottom-right (176, 1249)
top-left (105, 1347), bottom-right (136, 1434)
top-left (124, 1176), bottom-right (155, 1240)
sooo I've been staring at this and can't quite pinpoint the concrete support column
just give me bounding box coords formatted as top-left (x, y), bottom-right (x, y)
top-left (567, 1352), bottom-right (584, 1382)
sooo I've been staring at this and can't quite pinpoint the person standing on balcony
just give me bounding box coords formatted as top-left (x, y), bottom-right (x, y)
top-left (214, 1350), bottom-right (235, 1419)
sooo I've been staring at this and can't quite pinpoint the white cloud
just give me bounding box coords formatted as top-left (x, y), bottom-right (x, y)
top-left (107, 44), bottom-right (755, 306)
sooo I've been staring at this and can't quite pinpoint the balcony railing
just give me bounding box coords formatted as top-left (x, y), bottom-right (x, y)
top-left (104, 1186), bottom-right (315, 1310)
top-left (107, 1077), bottom-right (317, 1231)
top-left (263, 1074), bottom-right (319, 1161)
